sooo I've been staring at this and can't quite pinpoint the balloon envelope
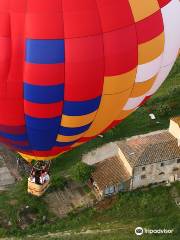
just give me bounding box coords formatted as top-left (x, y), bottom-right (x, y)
top-left (0, 0), bottom-right (180, 161)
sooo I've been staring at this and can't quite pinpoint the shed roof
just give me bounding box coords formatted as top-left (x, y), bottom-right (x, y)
top-left (92, 156), bottom-right (130, 191)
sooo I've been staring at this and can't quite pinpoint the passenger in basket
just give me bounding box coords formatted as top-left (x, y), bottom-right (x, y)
top-left (28, 171), bottom-right (35, 183)
top-left (40, 171), bottom-right (45, 184)
top-left (35, 170), bottom-right (41, 185)
top-left (44, 172), bottom-right (50, 182)
top-left (40, 171), bottom-right (50, 184)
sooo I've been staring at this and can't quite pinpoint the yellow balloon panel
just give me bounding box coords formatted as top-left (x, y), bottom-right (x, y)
top-left (4, 0), bottom-right (178, 161)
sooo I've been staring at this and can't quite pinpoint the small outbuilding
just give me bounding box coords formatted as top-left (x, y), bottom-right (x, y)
top-left (90, 156), bottom-right (131, 198)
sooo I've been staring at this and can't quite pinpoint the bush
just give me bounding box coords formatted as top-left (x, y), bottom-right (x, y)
top-left (49, 175), bottom-right (67, 192)
top-left (70, 162), bottom-right (95, 184)
top-left (0, 228), bottom-right (7, 238)
top-left (154, 103), bottom-right (172, 117)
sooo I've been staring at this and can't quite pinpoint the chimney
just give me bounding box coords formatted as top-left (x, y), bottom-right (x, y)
top-left (169, 117), bottom-right (180, 144)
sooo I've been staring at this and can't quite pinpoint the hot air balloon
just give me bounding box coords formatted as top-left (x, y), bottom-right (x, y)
top-left (0, 0), bottom-right (180, 194)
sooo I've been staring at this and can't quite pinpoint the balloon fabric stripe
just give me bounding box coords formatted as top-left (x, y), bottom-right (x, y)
top-left (0, 0), bottom-right (179, 160)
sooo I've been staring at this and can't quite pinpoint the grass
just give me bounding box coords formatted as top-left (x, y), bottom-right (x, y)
top-left (155, 58), bottom-right (180, 96)
top-left (0, 182), bottom-right (180, 239)
top-left (34, 234), bottom-right (180, 240)
top-left (0, 59), bottom-right (179, 239)
top-left (0, 180), bottom-right (51, 229)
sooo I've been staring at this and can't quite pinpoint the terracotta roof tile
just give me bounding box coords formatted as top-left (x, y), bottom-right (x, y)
top-left (118, 131), bottom-right (180, 167)
top-left (92, 156), bottom-right (130, 191)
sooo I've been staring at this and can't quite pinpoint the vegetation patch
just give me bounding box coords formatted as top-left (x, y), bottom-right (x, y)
top-left (0, 183), bottom-right (179, 239)
top-left (70, 162), bottom-right (95, 184)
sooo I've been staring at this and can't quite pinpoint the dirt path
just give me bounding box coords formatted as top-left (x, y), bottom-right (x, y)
top-left (30, 227), bottom-right (128, 239)
top-left (0, 225), bottom-right (130, 240)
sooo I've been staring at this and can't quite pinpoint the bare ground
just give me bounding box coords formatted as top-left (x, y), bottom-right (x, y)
top-left (44, 180), bottom-right (96, 218)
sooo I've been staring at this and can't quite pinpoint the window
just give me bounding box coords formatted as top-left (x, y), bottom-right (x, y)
top-left (159, 172), bottom-right (165, 175)
top-left (173, 167), bottom-right (179, 172)
top-left (160, 162), bottom-right (164, 167)
top-left (105, 186), bottom-right (115, 195)
top-left (142, 166), bottom-right (146, 171)
top-left (177, 159), bottom-right (180, 164)
top-left (109, 186), bottom-right (115, 193)
top-left (141, 174), bottom-right (146, 180)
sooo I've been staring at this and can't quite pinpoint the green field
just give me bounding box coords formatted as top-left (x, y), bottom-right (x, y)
top-left (0, 59), bottom-right (180, 239)
top-left (0, 182), bottom-right (180, 239)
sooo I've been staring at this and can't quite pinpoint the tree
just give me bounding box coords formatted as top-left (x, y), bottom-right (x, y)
top-left (155, 103), bottom-right (171, 117)
top-left (70, 162), bottom-right (95, 184)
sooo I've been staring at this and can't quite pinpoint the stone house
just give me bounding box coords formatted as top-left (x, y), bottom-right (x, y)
top-left (118, 130), bottom-right (180, 190)
top-left (86, 117), bottom-right (180, 198)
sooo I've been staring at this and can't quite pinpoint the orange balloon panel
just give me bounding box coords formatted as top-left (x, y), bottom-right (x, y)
top-left (0, 0), bottom-right (180, 161)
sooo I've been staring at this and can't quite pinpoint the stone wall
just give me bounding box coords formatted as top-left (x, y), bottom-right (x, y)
top-left (0, 167), bottom-right (15, 190)
top-left (169, 119), bottom-right (180, 144)
top-left (0, 148), bottom-right (16, 190)
top-left (82, 142), bottom-right (119, 165)
top-left (132, 158), bottom-right (180, 189)
top-left (118, 148), bottom-right (133, 175)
